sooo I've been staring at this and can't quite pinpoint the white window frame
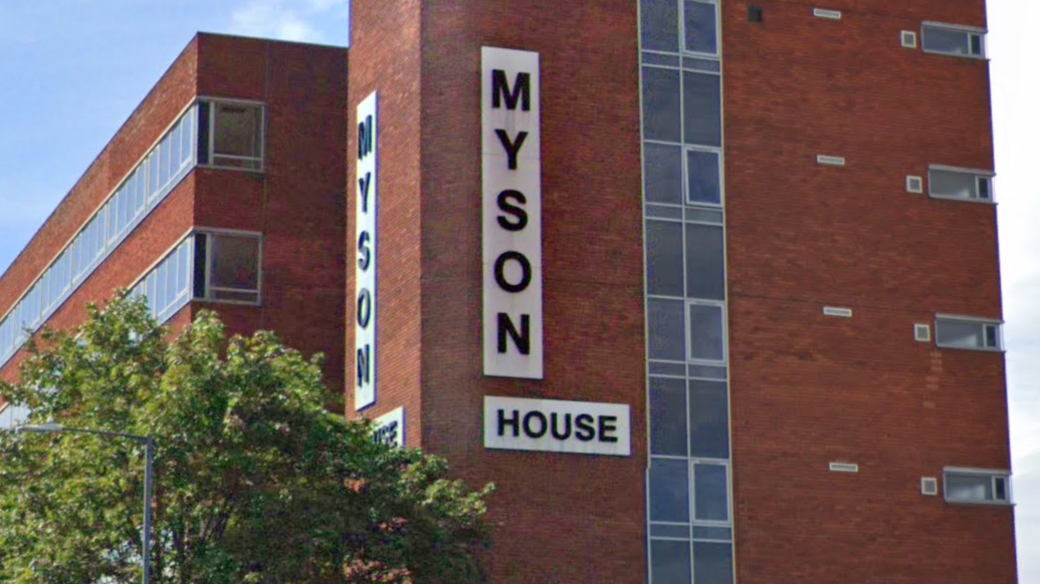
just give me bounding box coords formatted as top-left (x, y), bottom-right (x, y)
top-left (683, 145), bottom-right (724, 207)
top-left (681, 0), bottom-right (721, 58)
top-left (686, 299), bottom-right (727, 365)
top-left (194, 229), bottom-right (264, 306)
top-left (921, 22), bottom-right (987, 59)
top-left (198, 98), bottom-right (266, 172)
top-left (928, 165), bottom-right (995, 203)
top-left (934, 315), bottom-right (1003, 352)
top-left (943, 467), bottom-right (1012, 505)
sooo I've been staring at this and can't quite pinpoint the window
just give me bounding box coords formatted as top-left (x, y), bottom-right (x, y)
top-left (929, 166), bottom-right (993, 202)
top-left (944, 469), bottom-right (1011, 504)
top-left (684, 0), bottom-right (718, 55)
top-left (922, 23), bottom-right (986, 58)
top-left (198, 100), bottom-right (264, 170)
top-left (688, 301), bottom-right (726, 362)
top-left (194, 232), bottom-right (262, 304)
top-left (0, 403), bottom-right (30, 431)
top-left (935, 316), bottom-right (1002, 351)
top-left (686, 148), bottom-right (721, 205)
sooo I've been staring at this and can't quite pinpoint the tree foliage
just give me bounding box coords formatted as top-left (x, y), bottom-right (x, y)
top-left (0, 295), bottom-right (493, 584)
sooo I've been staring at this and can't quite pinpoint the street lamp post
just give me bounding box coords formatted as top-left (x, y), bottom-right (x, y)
top-left (17, 422), bottom-right (155, 584)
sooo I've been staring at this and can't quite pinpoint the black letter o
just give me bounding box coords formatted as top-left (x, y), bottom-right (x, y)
top-left (494, 251), bottom-right (532, 293)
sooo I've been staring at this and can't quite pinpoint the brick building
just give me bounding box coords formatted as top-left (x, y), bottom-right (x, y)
top-left (0, 0), bottom-right (1016, 582)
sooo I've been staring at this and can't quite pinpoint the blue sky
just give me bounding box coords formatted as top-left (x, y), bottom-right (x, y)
top-left (1, 0), bottom-right (1038, 579)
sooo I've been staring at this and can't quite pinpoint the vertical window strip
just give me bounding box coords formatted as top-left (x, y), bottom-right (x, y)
top-left (641, 0), bottom-right (733, 582)
top-left (0, 104), bottom-right (199, 370)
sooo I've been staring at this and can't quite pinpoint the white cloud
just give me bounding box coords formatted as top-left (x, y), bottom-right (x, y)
top-left (230, 0), bottom-right (326, 44)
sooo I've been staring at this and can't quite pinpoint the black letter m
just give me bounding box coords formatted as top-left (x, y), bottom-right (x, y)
top-left (492, 70), bottom-right (531, 112)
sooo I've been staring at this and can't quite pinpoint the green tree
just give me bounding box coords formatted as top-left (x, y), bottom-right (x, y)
top-left (0, 295), bottom-right (493, 584)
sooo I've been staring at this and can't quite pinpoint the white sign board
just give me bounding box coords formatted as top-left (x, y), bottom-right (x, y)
top-left (372, 407), bottom-right (404, 448)
top-left (355, 91), bottom-right (378, 411)
top-left (482, 47), bottom-right (543, 379)
top-left (484, 396), bottom-right (631, 456)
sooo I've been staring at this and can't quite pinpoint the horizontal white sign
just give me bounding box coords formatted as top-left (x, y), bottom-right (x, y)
top-left (484, 396), bottom-right (631, 456)
top-left (482, 46), bottom-right (543, 379)
top-left (372, 407), bottom-right (404, 448)
top-left (355, 91), bottom-right (378, 411)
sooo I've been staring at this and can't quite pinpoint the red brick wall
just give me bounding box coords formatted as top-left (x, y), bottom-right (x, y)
top-left (724, 1), bottom-right (1014, 582)
top-left (346, 1), bottom-right (425, 440)
top-left (195, 35), bottom-right (349, 395)
top-left (411, 0), bottom-right (649, 581)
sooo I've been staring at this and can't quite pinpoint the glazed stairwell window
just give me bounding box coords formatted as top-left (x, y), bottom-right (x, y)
top-left (922, 23), bottom-right (986, 59)
top-left (197, 100), bottom-right (264, 170)
top-left (193, 232), bottom-right (262, 304)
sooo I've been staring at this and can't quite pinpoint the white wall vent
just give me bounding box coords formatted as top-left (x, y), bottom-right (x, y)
top-left (829, 462), bottom-right (859, 473)
top-left (914, 323), bottom-right (931, 342)
top-left (901, 30), bottom-right (919, 49)
top-left (817, 155), bottom-right (846, 167)
top-left (813, 8), bottom-right (842, 20)
top-left (823, 306), bottom-right (853, 318)
top-left (921, 477), bottom-right (939, 496)
top-left (906, 175), bottom-right (924, 193)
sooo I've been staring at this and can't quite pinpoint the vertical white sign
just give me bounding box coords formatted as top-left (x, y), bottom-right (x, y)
top-left (355, 92), bottom-right (378, 411)
top-left (482, 47), bottom-right (543, 379)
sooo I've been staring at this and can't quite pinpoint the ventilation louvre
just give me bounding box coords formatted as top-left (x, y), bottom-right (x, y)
top-left (907, 175), bottom-right (924, 193)
top-left (914, 323), bottom-right (931, 342)
top-left (813, 8), bottom-right (842, 20)
top-left (748, 6), bottom-right (764, 22)
top-left (901, 30), bottom-right (919, 48)
top-left (817, 155), bottom-right (846, 167)
top-left (830, 462), bottom-right (859, 473)
top-left (921, 477), bottom-right (939, 496)
top-left (823, 306), bottom-right (853, 318)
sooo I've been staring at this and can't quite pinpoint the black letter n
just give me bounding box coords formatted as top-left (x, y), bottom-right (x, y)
top-left (492, 70), bottom-right (531, 111)
top-left (497, 313), bottom-right (531, 355)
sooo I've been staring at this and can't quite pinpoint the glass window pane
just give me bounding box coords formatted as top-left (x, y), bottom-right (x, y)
top-left (930, 170), bottom-right (977, 199)
top-left (686, 149), bottom-right (720, 205)
top-left (923, 27), bottom-right (971, 55)
top-left (650, 377), bottom-right (687, 456)
top-left (647, 220), bottom-right (684, 297)
top-left (214, 103), bottom-right (262, 159)
top-left (946, 474), bottom-right (993, 502)
top-left (148, 152), bottom-right (160, 198)
top-left (689, 380), bottom-right (729, 458)
top-left (689, 303), bottom-right (725, 361)
top-left (683, 71), bottom-right (721, 146)
top-left (936, 320), bottom-right (987, 348)
top-left (210, 235), bottom-right (260, 291)
top-left (650, 458), bottom-right (690, 522)
top-left (685, 224), bottom-right (725, 301)
top-left (649, 298), bottom-right (686, 361)
top-left (181, 111), bottom-right (195, 164)
top-left (645, 143), bottom-right (683, 204)
top-left (693, 542), bottom-right (734, 584)
top-left (641, 0), bottom-right (680, 52)
top-left (684, 0), bottom-right (718, 54)
top-left (694, 463), bottom-right (728, 521)
top-left (651, 539), bottom-right (691, 584)
top-left (643, 67), bottom-right (682, 143)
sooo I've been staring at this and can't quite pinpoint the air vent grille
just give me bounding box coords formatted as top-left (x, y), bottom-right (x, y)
top-left (823, 306), bottom-right (853, 318)
top-left (907, 175), bottom-right (924, 193)
top-left (830, 462), bottom-right (859, 473)
top-left (813, 8), bottom-right (842, 20)
top-left (921, 477), bottom-right (939, 496)
top-left (817, 155), bottom-right (846, 167)
top-left (914, 324), bottom-right (931, 342)
top-left (901, 30), bottom-right (918, 48)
